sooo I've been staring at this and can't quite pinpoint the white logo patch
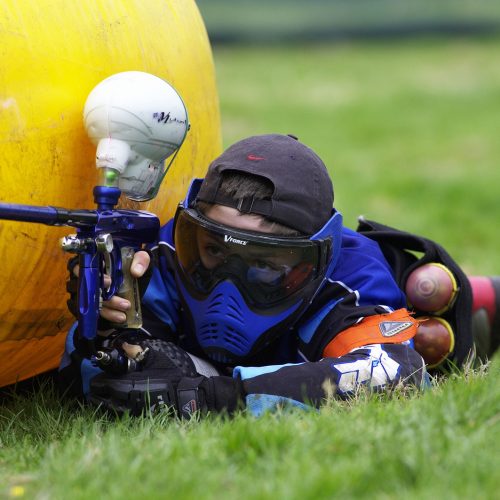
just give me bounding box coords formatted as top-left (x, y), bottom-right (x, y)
top-left (379, 321), bottom-right (413, 337)
top-left (224, 234), bottom-right (248, 245)
top-left (332, 346), bottom-right (401, 393)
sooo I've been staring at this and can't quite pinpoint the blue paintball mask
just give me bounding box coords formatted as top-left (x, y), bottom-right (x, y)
top-left (173, 184), bottom-right (342, 364)
top-left (173, 134), bottom-right (342, 364)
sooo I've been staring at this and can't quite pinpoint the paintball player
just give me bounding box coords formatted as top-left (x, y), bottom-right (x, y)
top-left (59, 134), bottom-right (498, 417)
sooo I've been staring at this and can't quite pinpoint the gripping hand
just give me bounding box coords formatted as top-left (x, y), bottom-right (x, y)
top-left (66, 250), bottom-right (152, 328)
top-left (88, 338), bottom-right (245, 418)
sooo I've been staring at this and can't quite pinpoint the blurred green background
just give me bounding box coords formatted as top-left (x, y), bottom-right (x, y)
top-left (196, 0), bottom-right (500, 276)
top-left (197, 0), bottom-right (500, 44)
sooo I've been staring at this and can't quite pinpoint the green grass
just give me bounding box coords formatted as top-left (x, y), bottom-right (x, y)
top-left (1, 360), bottom-right (498, 499)
top-left (2, 38), bottom-right (500, 499)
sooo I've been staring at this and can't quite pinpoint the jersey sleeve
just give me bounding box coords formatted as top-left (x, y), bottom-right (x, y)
top-left (297, 228), bottom-right (409, 360)
top-left (233, 343), bottom-right (428, 417)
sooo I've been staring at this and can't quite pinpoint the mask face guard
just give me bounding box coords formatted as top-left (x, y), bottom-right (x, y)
top-left (174, 179), bottom-right (343, 309)
top-left (171, 178), bottom-right (343, 362)
top-left (176, 278), bottom-right (304, 362)
top-left (174, 207), bottom-right (340, 309)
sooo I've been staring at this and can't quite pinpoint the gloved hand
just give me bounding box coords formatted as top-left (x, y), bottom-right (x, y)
top-left (88, 338), bottom-right (245, 418)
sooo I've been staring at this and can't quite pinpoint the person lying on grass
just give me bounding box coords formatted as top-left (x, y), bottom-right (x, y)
top-left (60, 134), bottom-right (499, 417)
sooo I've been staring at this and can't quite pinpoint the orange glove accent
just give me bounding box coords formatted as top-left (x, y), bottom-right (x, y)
top-left (322, 308), bottom-right (420, 358)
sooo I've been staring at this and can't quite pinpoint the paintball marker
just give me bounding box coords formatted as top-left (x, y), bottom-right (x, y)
top-left (0, 71), bottom-right (189, 367)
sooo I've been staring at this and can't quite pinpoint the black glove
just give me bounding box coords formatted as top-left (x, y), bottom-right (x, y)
top-left (88, 339), bottom-right (245, 418)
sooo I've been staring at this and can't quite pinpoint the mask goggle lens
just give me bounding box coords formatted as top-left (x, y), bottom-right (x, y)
top-left (174, 208), bottom-right (324, 307)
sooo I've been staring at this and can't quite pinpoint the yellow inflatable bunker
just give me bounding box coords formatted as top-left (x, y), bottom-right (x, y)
top-left (0, 0), bottom-right (221, 386)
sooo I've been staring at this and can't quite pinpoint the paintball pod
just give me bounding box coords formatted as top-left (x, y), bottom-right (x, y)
top-left (0, 71), bottom-right (189, 361)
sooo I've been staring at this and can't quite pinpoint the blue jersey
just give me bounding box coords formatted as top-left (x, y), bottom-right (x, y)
top-left (142, 220), bottom-right (407, 364)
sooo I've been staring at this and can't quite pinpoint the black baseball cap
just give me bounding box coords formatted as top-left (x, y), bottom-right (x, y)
top-left (196, 134), bottom-right (334, 235)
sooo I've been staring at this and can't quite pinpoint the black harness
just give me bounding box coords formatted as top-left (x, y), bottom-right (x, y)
top-left (357, 218), bottom-right (474, 366)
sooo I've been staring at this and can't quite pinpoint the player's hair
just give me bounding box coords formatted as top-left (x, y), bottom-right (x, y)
top-left (196, 170), bottom-right (301, 236)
